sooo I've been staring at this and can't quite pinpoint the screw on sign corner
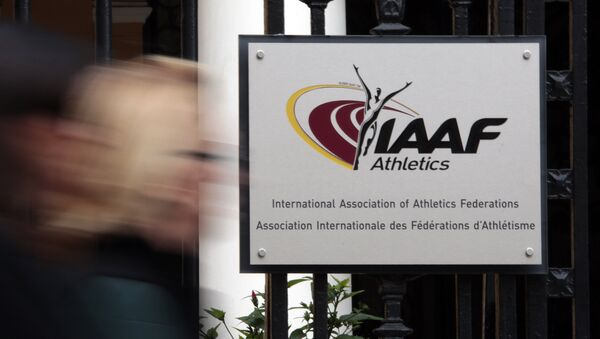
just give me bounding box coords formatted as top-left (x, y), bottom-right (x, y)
top-left (525, 247), bottom-right (535, 257)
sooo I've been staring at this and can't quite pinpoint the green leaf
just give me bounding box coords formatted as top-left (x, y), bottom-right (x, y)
top-left (297, 323), bottom-right (311, 331)
top-left (355, 302), bottom-right (370, 312)
top-left (237, 308), bottom-right (265, 329)
top-left (289, 328), bottom-right (306, 339)
top-left (330, 275), bottom-right (342, 284)
top-left (339, 290), bottom-right (364, 302)
top-left (205, 308), bottom-right (226, 321)
top-left (288, 306), bottom-right (308, 311)
top-left (339, 313), bottom-right (384, 322)
top-left (289, 301), bottom-right (311, 311)
top-left (337, 278), bottom-right (350, 289)
top-left (288, 278), bottom-right (311, 288)
top-left (205, 324), bottom-right (221, 339)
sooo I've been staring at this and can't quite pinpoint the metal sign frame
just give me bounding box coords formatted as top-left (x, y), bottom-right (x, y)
top-left (239, 35), bottom-right (547, 274)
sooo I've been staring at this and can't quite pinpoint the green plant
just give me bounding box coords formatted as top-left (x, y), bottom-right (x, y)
top-left (200, 275), bottom-right (382, 339)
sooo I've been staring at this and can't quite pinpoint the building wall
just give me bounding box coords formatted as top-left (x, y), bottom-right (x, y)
top-left (0, 0), bottom-right (148, 60)
top-left (197, 0), bottom-right (349, 335)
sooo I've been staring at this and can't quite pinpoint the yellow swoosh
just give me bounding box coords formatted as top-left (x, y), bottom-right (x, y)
top-left (286, 84), bottom-right (358, 170)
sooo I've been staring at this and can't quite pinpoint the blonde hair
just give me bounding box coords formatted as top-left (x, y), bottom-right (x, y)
top-left (37, 57), bottom-right (202, 247)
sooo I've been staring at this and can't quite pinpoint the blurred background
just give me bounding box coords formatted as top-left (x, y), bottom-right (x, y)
top-left (1, 1), bottom-right (598, 338)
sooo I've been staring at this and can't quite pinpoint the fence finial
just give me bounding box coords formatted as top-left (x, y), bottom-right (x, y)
top-left (299, 0), bottom-right (333, 35)
top-left (370, 0), bottom-right (410, 35)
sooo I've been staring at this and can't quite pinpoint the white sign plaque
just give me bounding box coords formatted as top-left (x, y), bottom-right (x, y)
top-left (240, 36), bottom-right (546, 273)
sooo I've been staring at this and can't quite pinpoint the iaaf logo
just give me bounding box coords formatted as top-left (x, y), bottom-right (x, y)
top-left (286, 65), bottom-right (507, 171)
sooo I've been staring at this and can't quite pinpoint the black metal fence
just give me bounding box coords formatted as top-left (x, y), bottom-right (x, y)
top-left (265, 0), bottom-right (590, 338)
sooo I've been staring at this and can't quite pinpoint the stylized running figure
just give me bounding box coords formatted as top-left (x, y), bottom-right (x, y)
top-left (353, 64), bottom-right (412, 170)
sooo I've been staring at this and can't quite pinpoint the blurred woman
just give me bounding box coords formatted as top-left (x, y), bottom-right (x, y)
top-left (1, 25), bottom-right (216, 339)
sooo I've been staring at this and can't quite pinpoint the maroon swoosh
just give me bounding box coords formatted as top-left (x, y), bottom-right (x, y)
top-left (306, 100), bottom-right (405, 166)
top-left (336, 101), bottom-right (365, 141)
top-left (308, 100), bottom-right (364, 165)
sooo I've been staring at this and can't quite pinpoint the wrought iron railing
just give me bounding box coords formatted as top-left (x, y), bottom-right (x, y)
top-left (263, 1), bottom-right (589, 338)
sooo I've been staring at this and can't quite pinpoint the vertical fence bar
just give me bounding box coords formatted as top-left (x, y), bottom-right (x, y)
top-left (449, 3), bottom-right (475, 336)
top-left (313, 274), bottom-right (328, 339)
top-left (525, 276), bottom-right (547, 339)
top-left (269, 273), bottom-right (288, 339)
top-left (492, 2), bottom-right (517, 337)
top-left (14, 0), bottom-right (31, 23)
top-left (456, 275), bottom-right (473, 339)
top-left (570, 0), bottom-right (590, 337)
top-left (493, 0), bottom-right (515, 34)
top-left (522, 1), bottom-right (548, 338)
top-left (368, 2), bottom-right (411, 337)
top-left (309, 6), bottom-right (326, 35)
top-left (264, 2), bottom-right (284, 338)
top-left (496, 275), bottom-right (517, 339)
top-left (181, 0), bottom-right (198, 60)
top-left (449, 0), bottom-right (472, 35)
top-left (264, 0), bottom-right (284, 34)
top-left (373, 275), bottom-right (413, 338)
top-left (180, 2), bottom-right (198, 336)
top-left (484, 273), bottom-right (496, 338)
top-left (523, 0), bottom-right (544, 35)
top-left (300, 0), bottom-right (332, 35)
top-left (304, 0), bottom-right (331, 333)
top-left (95, 0), bottom-right (112, 63)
